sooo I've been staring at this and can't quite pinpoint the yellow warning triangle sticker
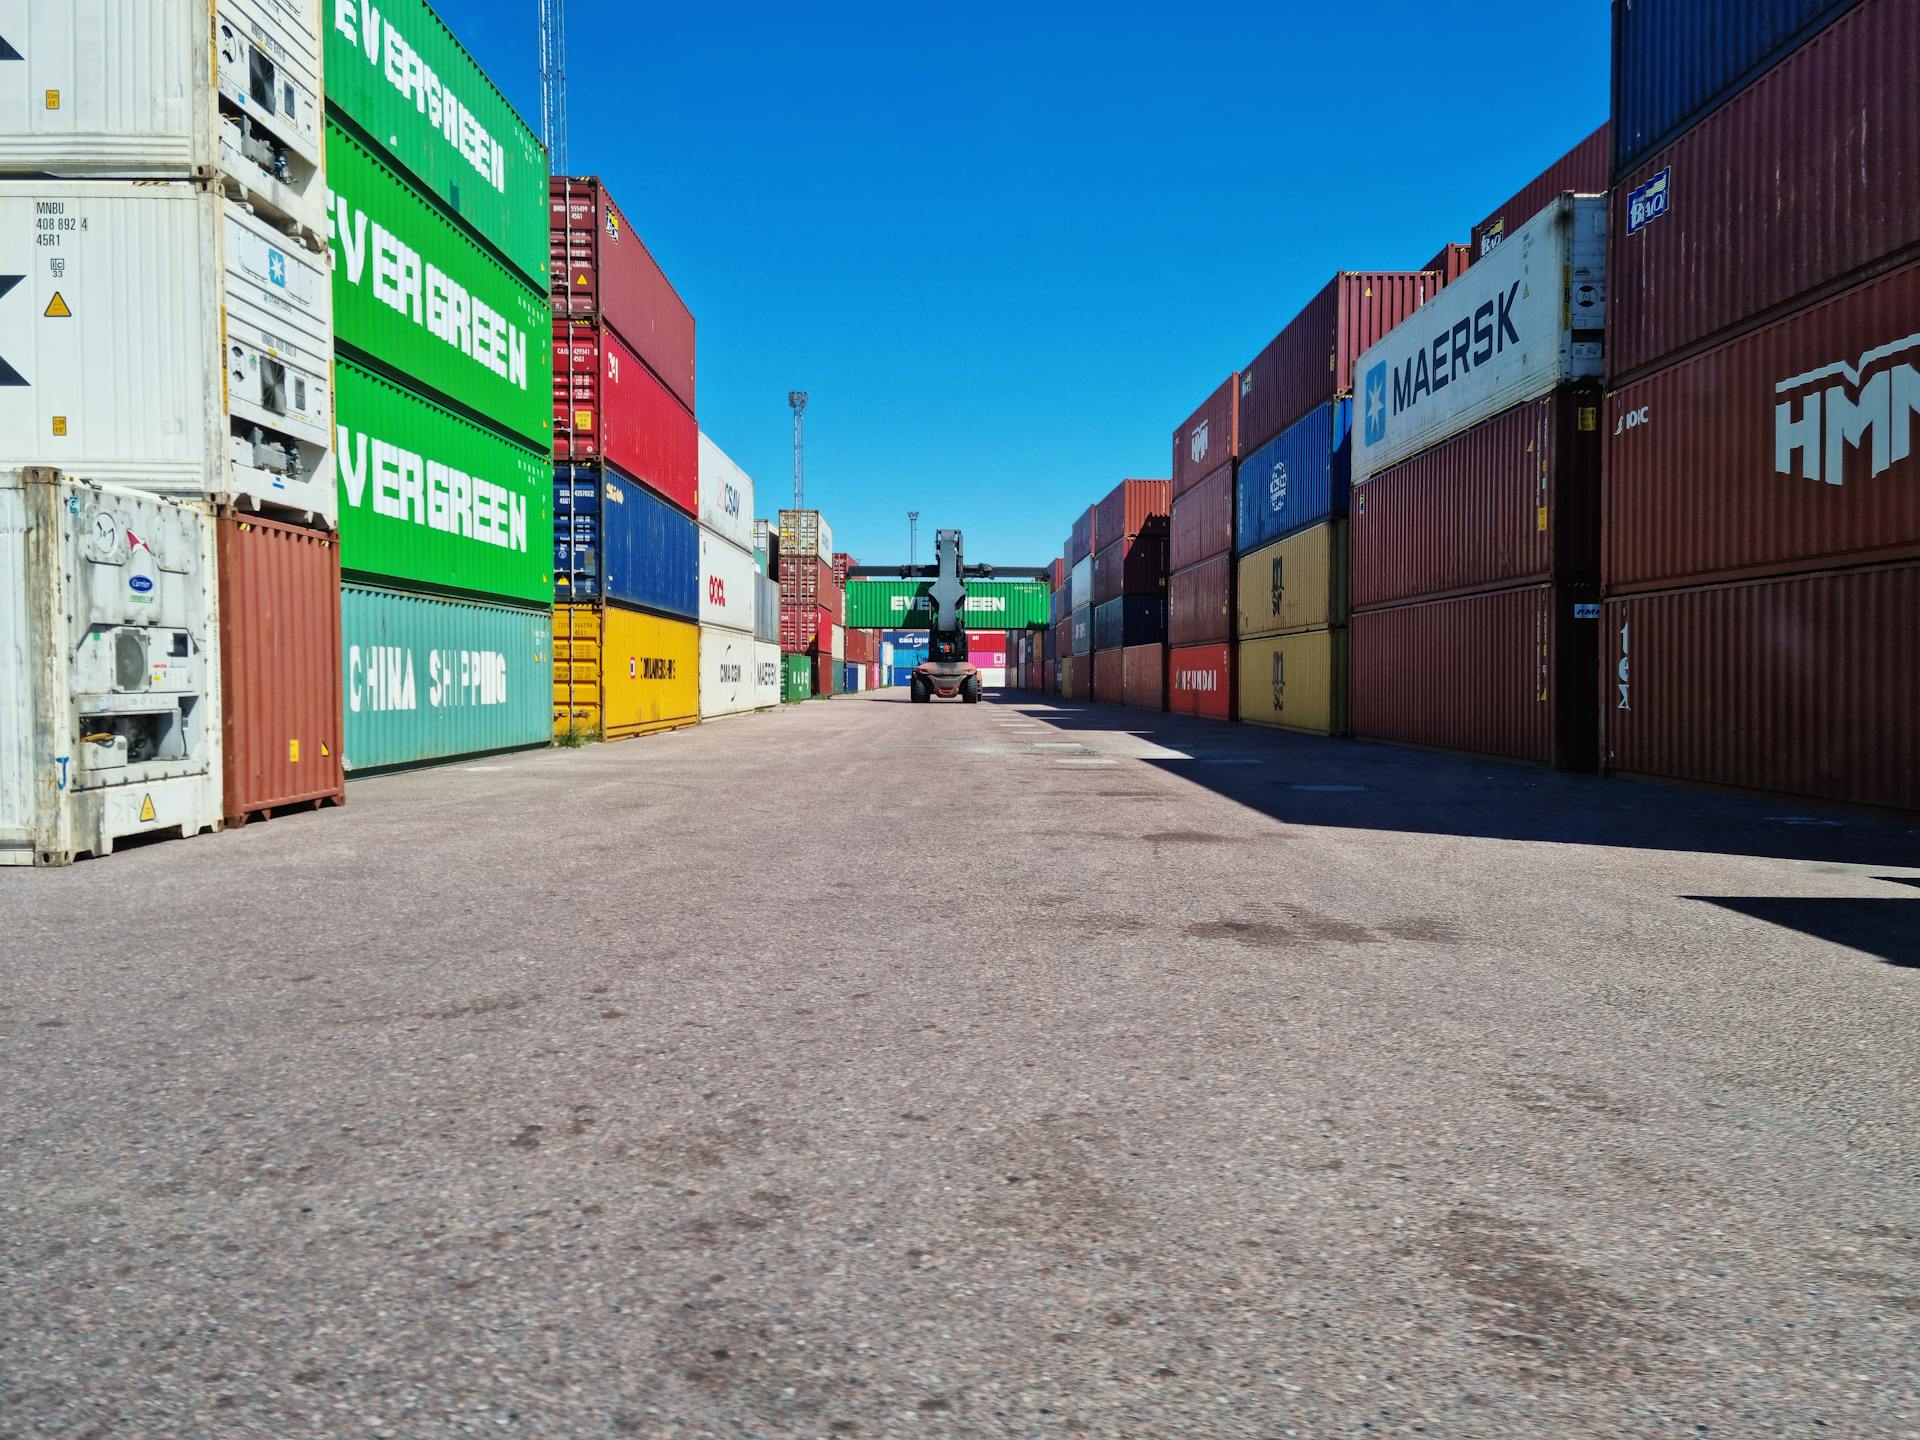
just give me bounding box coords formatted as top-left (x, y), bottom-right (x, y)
top-left (320, 740), bottom-right (331, 757)
top-left (44, 291), bottom-right (70, 318)
top-left (575, 272), bottom-right (589, 286)
top-left (138, 793), bottom-right (156, 823)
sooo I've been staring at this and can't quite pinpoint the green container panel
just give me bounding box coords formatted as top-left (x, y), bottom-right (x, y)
top-left (844, 579), bottom-right (1050, 630)
top-left (324, 0), bottom-right (549, 286)
top-left (782, 653), bottom-right (813, 702)
top-left (335, 358), bottom-right (552, 604)
top-left (327, 119), bottom-right (552, 449)
top-left (342, 582), bottom-right (553, 771)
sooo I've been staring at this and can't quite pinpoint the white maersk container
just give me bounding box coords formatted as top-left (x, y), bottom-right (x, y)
top-left (697, 432), bottom-right (755, 554)
top-left (1352, 195), bottom-right (1606, 485)
top-left (698, 527), bottom-right (757, 634)
top-left (1, 468), bottom-right (223, 865)
top-left (0, 180), bottom-right (335, 525)
top-left (753, 640), bottom-right (780, 709)
top-left (0, 0), bottom-right (328, 246)
top-left (699, 625), bottom-right (778, 720)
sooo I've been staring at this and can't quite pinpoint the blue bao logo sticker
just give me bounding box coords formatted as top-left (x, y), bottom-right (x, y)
top-left (1364, 361), bottom-right (1389, 446)
top-left (605, 206), bottom-right (622, 242)
top-left (128, 574), bottom-right (153, 594)
top-left (1626, 168), bottom-right (1671, 235)
top-left (267, 249), bottom-right (287, 287)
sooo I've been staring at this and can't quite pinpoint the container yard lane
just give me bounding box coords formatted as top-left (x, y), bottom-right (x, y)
top-left (3, 692), bottom-right (1918, 1440)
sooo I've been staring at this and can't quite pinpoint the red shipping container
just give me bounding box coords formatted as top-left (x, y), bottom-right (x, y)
top-left (1471, 123), bottom-right (1610, 262)
top-left (1092, 529), bottom-right (1169, 606)
top-left (1168, 643), bottom-right (1231, 721)
top-left (812, 652), bottom-right (837, 697)
top-left (1172, 375), bottom-right (1239, 497)
top-left (780, 554), bottom-right (843, 623)
top-left (1605, 562), bottom-right (1920, 811)
top-left (1093, 647), bottom-right (1124, 703)
top-left (1122, 643), bottom-right (1166, 711)
top-left (1239, 273), bottom-right (1438, 455)
top-left (1351, 387), bottom-right (1601, 610)
top-left (1027, 660), bottom-right (1043, 692)
top-left (1351, 584), bottom-right (1599, 771)
top-left (1610, 0), bottom-right (1918, 384)
top-left (549, 177), bottom-right (696, 414)
top-left (552, 317), bottom-right (697, 513)
top-left (780, 602), bottom-right (833, 653)
top-left (1069, 505), bottom-right (1097, 561)
top-left (216, 513), bottom-right (345, 825)
top-left (966, 630), bottom-right (1008, 668)
top-left (1049, 557), bottom-right (1067, 591)
top-left (1169, 464), bottom-right (1234, 572)
top-left (1094, 478), bottom-right (1172, 542)
top-left (1605, 259), bottom-right (1920, 593)
top-left (1420, 242), bottom-right (1472, 288)
top-left (1168, 554), bottom-right (1232, 647)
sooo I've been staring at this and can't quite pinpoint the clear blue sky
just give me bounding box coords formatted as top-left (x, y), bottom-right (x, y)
top-left (455, 1), bottom-right (1609, 567)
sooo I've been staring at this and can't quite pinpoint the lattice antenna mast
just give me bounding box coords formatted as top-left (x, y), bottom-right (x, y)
top-left (537, 0), bottom-right (568, 175)
top-left (789, 391), bottom-right (808, 511)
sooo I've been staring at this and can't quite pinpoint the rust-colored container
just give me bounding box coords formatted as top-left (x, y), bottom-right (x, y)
top-left (1352, 388), bottom-right (1601, 610)
top-left (1470, 123), bottom-right (1610, 262)
top-left (780, 602), bottom-right (833, 654)
top-left (1238, 273), bottom-right (1438, 455)
top-left (1092, 647), bottom-right (1124, 704)
top-left (780, 554), bottom-right (843, 623)
top-left (216, 513), bottom-right (345, 825)
top-left (1172, 376), bottom-right (1239, 497)
top-left (1121, 644), bottom-right (1166, 711)
top-left (1092, 527), bottom-right (1168, 606)
top-left (1351, 584), bottom-right (1599, 770)
top-left (1094, 478), bottom-right (1172, 543)
top-left (1420, 241), bottom-right (1472, 288)
top-left (1169, 463), bottom-right (1234, 572)
top-left (1609, 0), bottom-right (1920, 384)
top-left (1604, 258), bottom-right (1920, 594)
top-left (1168, 643), bottom-right (1231, 721)
top-left (550, 177), bottom-right (696, 413)
top-left (1069, 505), bottom-right (1097, 561)
top-left (1049, 557), bottom-right (1067, 591)
top-left (1605, 562), bottom-right (1920, 812)
top-left (1168, 553), bottom-right (1232, 647)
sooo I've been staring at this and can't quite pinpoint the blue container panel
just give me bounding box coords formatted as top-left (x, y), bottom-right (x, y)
top-left (1093, 595), bottom-right (1166, 651)
top-left (1237, 399), bottom-right (1352, 554)
top-left (890, 666), bottom-right (918, 687)
top-left (553, 464), bottom-right (698, 617)
top-left (892, 646), bottom-right (928, 667)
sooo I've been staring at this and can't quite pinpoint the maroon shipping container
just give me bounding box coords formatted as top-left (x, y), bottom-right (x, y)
top-left (812, 651), bottom-right (837, 697)
top-left (1052, 617), bottom-right (1072, 667)
top-left (552, 316), bottom-right (698, 513)
top-left (1167, 643), bottom-right (1232, 721)
top-left (1351, 387), bottom-right (1602, 610)
top-left (1049, 557), bottom-right (1067, 591)
top-left (1122, 643), bottom-right (1166, 711)
top-left (1470, 123), bottom-right (1610, 263)
top-left (1169, 553), bottom-right (1232, 647)
top-left (1610, 0), bottom-right (1918, 384)
top-left (1069, 505), bottom-right (1097, 561)
top-left (780, 554), bottom-right (843, 623)
top-left (1421, 242), bottom-right (1472, 288)
top-left (1093, 647), bottom-right (1124, 704)
top-left (1172, 376), bottom-right (1239, 497)
top-left (550, 177), bottom-right (696, 414)
top-left (216, 513), bottom-right (345, 826)
top-left (1093, 529), bottom-right (1169, 605)
top-left (780, 602), bottom-right (833, 654)
top-left (1352, 584), bottom-right (1599, 771)
top-left (1605, 259), bottom-right (1920, 594)
top-left (1169, 463), bottom-right (1234, 572)
top-left (1239, 273), bottom-right (1438, 454)
top-left (1095, 478), bottom-right (1172, 542)
top-left (1605, 562), bottom-right (1920, 812)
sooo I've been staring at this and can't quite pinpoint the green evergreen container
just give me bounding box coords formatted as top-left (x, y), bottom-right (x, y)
top-left (324, 0), bottom-right (549, 286)
top-left (782, 653), bottom-right (813, 703)
top-left (327, 119), bottom-right (551, 449)
top-left (844, 579), bottom-right (1050, 630)
top-left (342, 582), bottom-right (553, 772)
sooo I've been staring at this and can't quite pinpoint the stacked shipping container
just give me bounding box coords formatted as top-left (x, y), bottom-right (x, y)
top-left (1090, 480), bottom-right (1171, 707)
top-left (697, 436), bottom-right (779, 718)
top-left (1167, 378), bottom-right (1238, 718)
top-left (778, 509), bottom-right (844, 696)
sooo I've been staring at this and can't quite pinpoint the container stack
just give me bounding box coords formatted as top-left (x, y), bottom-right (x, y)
top-left (1602, 0), bottom-right (1918, 810)
top-left (1065, 509), bottom-right (1096, 699)
top-left (1, 2), bottom-right (345, 860)
top-left (1167, 377), bottom-right (1238, 719)
top-left (779, 510), bottom-right (843, 696)
top-left (1089, 480), bottom-right (1171, 709)
top-left (550, 172), bottom-right (700, 740)
top-left (1469, 124), bottom-right (1608, 264)
top-left (885, 630), bottom-right (930, 689)
top-left (326, 0), bottom-right (557, 770)
top-left (1047, 559), bottom-right (1071, 696)
top-left (697, 435), bottom-right (777, 719)
top-left (1347, 196), bottom-right (1606, 765)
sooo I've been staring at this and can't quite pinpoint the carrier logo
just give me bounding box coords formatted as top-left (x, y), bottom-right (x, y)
top-left (1269, 555), bottom-right (1285, 615)
top-left (1268, 458), bottom-right (1289, 513)
top-left (606, 207), bottom-right (622, 241)
top-left (708, 576), bottom-right (727, 606)
top-left (1175, 667), bottom-right (1219, 692)
top-left (1364, 362), bottom-right (1389, 446)
top-left (1373, 281), bottom-right (1523, 441)
top-left (349, 645), bottom-right (510, 712)
top-left (266, 250), bottom-right (287, 288)
top-left (1271, 651), bottom-right (1286, 712)
top-left (1774, 331), bottom-right (1920, 485)
top-left (1190, 419), bottom-right (1211, 465)
top-left (336, 426), bottom-right (531, 554)
top-left (1478, 217), bottom-right (1505, 257)
top-left (332, 0), bottom-right (507, 193)
top-left (1615, 619), bottom-right (1630, 711)
top-left (634, 656), bottom-right (677, 680)
top-left (1625, 168), bottom-right (1671, 235)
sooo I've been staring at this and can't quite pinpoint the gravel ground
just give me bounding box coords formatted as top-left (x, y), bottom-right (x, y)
top-left (3, 690), bottom-right (1917, 1440)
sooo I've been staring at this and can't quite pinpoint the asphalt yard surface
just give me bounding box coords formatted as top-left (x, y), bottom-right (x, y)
top-left (4, 690), bottom-right (1918, 1439)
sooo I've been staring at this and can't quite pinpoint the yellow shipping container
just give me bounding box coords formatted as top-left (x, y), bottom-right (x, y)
top-left (1237, 628), bottom-right (1348, 736)
top-left (1237, 521), bottom-right (1347, 640)
top-left (553, 604), bottom-right (700, 741)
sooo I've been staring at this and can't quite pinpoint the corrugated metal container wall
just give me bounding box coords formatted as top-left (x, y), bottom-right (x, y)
top-left (813, 653), bottom-right (838, 697)
top-left (1611, 0), bottom-right (1865, 177)
top-left (755, 642), bottom-right (782, 707)
top-left (1092, 528), bottom-right (1169, 605)
top-left (1093, 648), bottom-right (1123, 703)
top-left (324, 0), bottom-right (550, 286)
top-left (1237, 630), bottom-right (1347, 736)
top-left (1122, 644), bottom-right (1166, 711)
top-left (1351, 586), bottom-right (1599, 770)
top-left (1605, 562), bottom-right (1919, 810)
top-left (553, 466), bottom-right (698, 615)
top-left (218, 513), bottom-right (345, 824)
top-left (552, 319), bottom-right (698, 512)
top-left (553, 604), bottom-right (698, 739)
top-left (548, 177), bottom-right (696, 413)
top-left (1352, 390), bottom-right (1601, 610)
top-left (1609, 0), bottom-right (1919, 384)
top-left (783, 653), bottom-right (812, 702)
top-left (1421, 243), bottom-right (1473, 288)
top-left (699, 625), bottom-right (760, 718)
top-left (1093, 595), bottom-right (1166, 651)
top-left (967, 631), bottom-right (1008, 668)
top-left (326, 121), bottom-right (552, 449)
top-left (778, 602), bottom-right (831, 654)
top-left (1471, 124), bottom-right (1610, 261)
top-left (1070, 506), bottom-right (1097, 561)
top-left (843, 579), bottom-right (1048, 629)
top-left (343, 583), bottom-right (552, 770)
top-left (1168, 554), bottom-right (1232, 647)
top-left (1237, 522), bottom-right (1347, 639)
top-left (1095, 479), bottom-right (1172, 541)
top-left (696, 434), bottom-right (755, 553)
top-left (755, 574), bottom-right (780, 643)
top-left (1172, 376), bottom-right (1239, 497)
top-left (1167, 644), bottom-right (1231, 721)
top-left (1070, 607), bottom-right (1093, 655)
top-left (1169, 465), bottom-right (1234, 572)
top-left (699, 530), bottom-right (757, 633)
top-left (1069, 555), bottom-right (1096, 613)
top-left (1236, 401), bottom-right (1352, 555)
top-left (1603, 260), bottom-right (1920, 593)
top-left (1238, 273), bottom-right (1437, 454)
top-left (334, 357), bottom-right (552, 604)
top-left (1051, 618), bottom-right (1071, 668)
top-left (781, 555), bottom-right (843, 623)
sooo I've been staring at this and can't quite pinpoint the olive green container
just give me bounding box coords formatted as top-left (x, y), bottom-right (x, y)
top-left (782, 653), bottom-right (813, 703)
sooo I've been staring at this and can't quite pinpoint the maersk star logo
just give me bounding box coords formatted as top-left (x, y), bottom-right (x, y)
top-left (1364, 361), bottom-right (1388, 446)
top-left (267, 250), bottom-right (287, 288)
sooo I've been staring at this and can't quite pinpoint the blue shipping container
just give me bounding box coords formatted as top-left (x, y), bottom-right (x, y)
top-left (1070, 605), bottom-right (1093, 655)
top-left (553, 464), bottom-right (698, 617)
top-left (890, 665), bottom-right (918, 687)
top-left (1093, 595), bottom-right (1166, 651)
top-left (1236, 399), bottom-right (1352, 555)
top-left (1612, 0), bottom-right (1862, 175)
